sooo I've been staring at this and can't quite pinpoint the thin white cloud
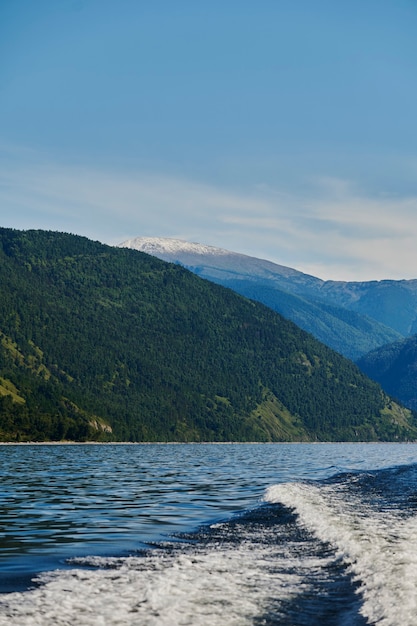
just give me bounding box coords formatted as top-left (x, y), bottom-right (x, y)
top-left (1, 148), bottom-right (417, 281)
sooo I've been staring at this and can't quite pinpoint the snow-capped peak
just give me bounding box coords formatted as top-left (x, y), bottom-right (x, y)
top-left (119, 237), bottom-right (230, 257)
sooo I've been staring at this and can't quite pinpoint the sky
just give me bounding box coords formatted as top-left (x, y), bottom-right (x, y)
top-left (1, 0), bottom-right (417, 281)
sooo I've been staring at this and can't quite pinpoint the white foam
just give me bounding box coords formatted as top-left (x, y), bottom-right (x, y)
top-left (0, 540), bottom-right (315, 626)
top-left (265, 482), bottom-right (417, 625)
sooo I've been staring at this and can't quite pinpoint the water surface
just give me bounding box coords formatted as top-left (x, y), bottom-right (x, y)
top-left (1, 442), bottom-right (417, 624)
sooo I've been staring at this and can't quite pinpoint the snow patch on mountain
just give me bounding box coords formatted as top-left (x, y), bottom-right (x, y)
top-left (118, 236), bottom-right (313, 282)
top-left (119, 237), bottom-right (230, 257)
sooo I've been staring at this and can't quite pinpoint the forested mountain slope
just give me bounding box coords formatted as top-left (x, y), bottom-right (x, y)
top-left (120, 238), bottom-right (404, 360)
top-left (357, 336), bottom-right (417, 411)
top-left (1, 227), bottom-right (415, 442)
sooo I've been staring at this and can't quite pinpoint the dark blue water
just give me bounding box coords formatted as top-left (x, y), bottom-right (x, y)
top-left (1, 443), bottom-right (417, 625)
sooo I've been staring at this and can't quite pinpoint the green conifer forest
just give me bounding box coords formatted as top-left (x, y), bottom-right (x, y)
top-left (1, 227), bottom-right (416, 442)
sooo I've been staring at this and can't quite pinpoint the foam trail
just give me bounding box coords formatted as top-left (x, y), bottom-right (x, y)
top-left (265, 481), bottom-right (417, 625)
top-left (0, 539), bottom-right (312, 626)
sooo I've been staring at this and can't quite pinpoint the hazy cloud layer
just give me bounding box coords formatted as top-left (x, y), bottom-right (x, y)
top-left (1, 149), bottom-right (417, 282)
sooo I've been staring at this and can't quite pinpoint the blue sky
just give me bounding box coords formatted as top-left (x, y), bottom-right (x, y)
top-left (1, 0), bottom-right (417, 280)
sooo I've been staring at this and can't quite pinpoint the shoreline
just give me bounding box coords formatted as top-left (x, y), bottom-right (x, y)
top-left (1, 440), bottom-right (416, 446)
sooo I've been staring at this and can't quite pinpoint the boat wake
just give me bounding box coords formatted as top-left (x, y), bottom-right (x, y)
top-left (2, 464), bottom-right (417, 625)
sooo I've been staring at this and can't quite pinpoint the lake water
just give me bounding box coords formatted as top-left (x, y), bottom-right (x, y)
top-left (1, 442), bottom-right (417, 625)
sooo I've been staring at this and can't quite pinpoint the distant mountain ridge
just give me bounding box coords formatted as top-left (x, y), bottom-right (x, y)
top-left (120, 237), bottom-right (409, 360)
top-left (120, 237), bottom-right (319, 282)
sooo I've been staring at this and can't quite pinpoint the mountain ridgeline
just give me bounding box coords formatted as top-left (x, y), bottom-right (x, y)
top-left (120, 238), bottom-right (417, 361)
top-left (1, 227), bottom-right (416, 442)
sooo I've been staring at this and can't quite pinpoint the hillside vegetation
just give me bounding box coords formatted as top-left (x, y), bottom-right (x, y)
top-left (357, 336), bottom-right (417, 411)
top-left (1, 227), bottom-right (416, 442)
top-left (215, 278), bottom-right (400, 361)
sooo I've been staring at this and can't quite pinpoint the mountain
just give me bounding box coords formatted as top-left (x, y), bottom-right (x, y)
top-left (119, 238), bottom-right (404, 360)
top-left (1, 227), bottom-right (415, 442)
top-left (357, 336), bottom-right (417, 411)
